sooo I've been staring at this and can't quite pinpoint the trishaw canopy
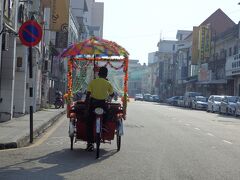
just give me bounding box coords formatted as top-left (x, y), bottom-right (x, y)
top-left (60, 36), bottom-right (129, 118)
top-left (61, 36), bottom-right (129, 59)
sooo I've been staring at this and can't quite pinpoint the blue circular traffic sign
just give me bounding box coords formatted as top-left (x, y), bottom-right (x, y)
top-left (18, 20), bottom-right (42, 47)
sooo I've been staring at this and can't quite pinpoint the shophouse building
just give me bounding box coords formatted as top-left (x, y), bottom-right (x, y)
top-left (171, 9), bottom-right (236, 97)
top-left (174, 30), bottom-right (192, 95)
top-left (148, 52), bottom-right (158, 65)
top-left (85, 0), bottom-right (104, 37)
top-left (193, 9), bottom-right (236, 96)
top-left (141, 64), bottom-right (151, 95)
top-left (0, 0), bottom-right (20, 121)
top-left (0, 0), bottom-right (104, 121)
top-left (155, 40), bottom-right (177, 99)
top-left (126, 60), bottom-right (142, 97)
top-left (225, 23), bottom-right (240, 96)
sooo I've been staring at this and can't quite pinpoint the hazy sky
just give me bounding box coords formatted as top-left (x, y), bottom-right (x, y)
top-left (97, 0), bottom-right (240, 64)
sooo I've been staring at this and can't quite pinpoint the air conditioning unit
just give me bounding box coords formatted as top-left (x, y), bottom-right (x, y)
top-left (2, 32), bottom-right (9, 51)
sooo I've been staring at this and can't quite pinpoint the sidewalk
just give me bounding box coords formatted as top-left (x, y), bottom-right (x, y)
top-left (0, 108), bottom-right (66, 150)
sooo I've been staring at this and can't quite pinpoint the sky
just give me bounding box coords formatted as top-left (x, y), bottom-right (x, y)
top-left (97, 0), bottom-right (240, 65)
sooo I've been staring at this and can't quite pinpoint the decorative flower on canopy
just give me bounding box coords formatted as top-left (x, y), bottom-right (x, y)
top-left (61, 36), bottom-right (129, 58)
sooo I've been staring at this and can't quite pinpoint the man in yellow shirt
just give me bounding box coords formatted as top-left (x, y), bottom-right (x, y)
top-left (85, 67), bottom-right (114, 151)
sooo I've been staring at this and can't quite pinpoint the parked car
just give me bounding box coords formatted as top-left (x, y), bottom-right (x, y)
top-left (149, 95), bottom-right (154, 101)
top-left (143, 93), bottom-right (152, 101)
top-left (152, 95), bottom-right (160, 102)
top-left (207, 95), bottom-right (224, 113)
top-left (192, 96), bottom-right (208, 110)
top-left (234, 98), bottom-right (240, 116)
top-left (134, 94), bottom-right (143, 101)
top-left (166, 96), bottom-right (180, 106)
top-left (177, 96), bottom-right (184, 107)
top-left (183, 91), bottom-right (202, 108)
top-left (219, 96), bottom-right (239, 115)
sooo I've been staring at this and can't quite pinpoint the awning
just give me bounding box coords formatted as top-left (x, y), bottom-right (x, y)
top-left (183, 79), bottom-right (197, 84)
top-left (196, 79), bottom-right (227, 85)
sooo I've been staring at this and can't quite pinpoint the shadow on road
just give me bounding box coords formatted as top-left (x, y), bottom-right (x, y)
top-left (0, 148), bottom-right (118, 180)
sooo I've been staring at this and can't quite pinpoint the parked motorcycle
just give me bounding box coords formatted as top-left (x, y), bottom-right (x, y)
top-left (54, 97), bottom-right (64, 109)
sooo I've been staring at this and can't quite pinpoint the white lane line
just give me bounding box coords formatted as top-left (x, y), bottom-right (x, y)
top-left (206, 133), bottom-right (214, 137)
top-left (222, 140), bottom-right (233, 144)
top-left (194, 127), bottom-right (200, 131)
top-left (185, 123), bottom-right (190, 126)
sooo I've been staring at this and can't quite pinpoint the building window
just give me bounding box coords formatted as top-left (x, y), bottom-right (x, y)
top-left (172, 44), bottom-right (175, 51)
top-left (180, 34), bottom-right (183, 40)
top-left (229, 47), bottom-right (232, 57)
top-left (3, 0), bottom-right (14, 23)
top-left (17, 57), bottom-right (22, 67)
top-left (44, 60), bottom-right (48, 71)
top-left (233, 45), bottom-right (238, 55)
top-left (18, 4), bottom-right (25, 24)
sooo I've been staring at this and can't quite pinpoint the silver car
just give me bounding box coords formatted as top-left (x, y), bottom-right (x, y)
top-left (219, 96), bottom-right (239, 115)
top-left (192, 96), bottom-right (208, 110)
top-left (184, 92), bottom-right (202, 108)
top-left (177, 96), bottom-right (184, 107)
top-left (234, 98), bottom-right (240, 116)
top-left (134, 94), bottom-right (143, 101)
top-left (207, 95), bottom-right (224, 113)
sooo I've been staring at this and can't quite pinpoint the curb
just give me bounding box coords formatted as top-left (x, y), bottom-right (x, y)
top-left (0, 110), bottom-right (66, 150)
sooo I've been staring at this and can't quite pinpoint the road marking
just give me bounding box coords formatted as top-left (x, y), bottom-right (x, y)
top-left (194, 127), bottom-right (200, 131)
top-left (206, 133), bottom-right (214, 137)
top-left (185, 123), bottom-right (190, 126)
top-left (222, 140), bottom-right (232, 144)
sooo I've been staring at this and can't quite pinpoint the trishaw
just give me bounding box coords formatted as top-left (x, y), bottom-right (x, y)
top-left (61, 36), bottom-right (129, 158)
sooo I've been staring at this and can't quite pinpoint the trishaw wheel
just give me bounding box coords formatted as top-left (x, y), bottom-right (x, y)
top-left (116, 132), bottom-right (121, 151)
top-left (70, 136), bottom-right (74, 150)
top-left (116, 118), bottom-right (123, 151)
top-left (96, 133), bottom-right (101, 159)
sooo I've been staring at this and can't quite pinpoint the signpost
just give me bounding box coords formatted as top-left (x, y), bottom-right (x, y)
top-left (18, 20), bottom-right (42, 143)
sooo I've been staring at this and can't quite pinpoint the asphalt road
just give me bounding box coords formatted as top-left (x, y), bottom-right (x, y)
top-left (1, 101), bottom-right (240, 180)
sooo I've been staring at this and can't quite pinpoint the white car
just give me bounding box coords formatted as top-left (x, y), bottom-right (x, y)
top-left (192, 96), bottom-right (208, 110)
top-left (177, 96), bottom-right (184, 107)
top-left (134, 94), bottom-right (143, 101)
top-left (207, 95), bottom-right (224, 113)
top-left (219, 96), bottom-right (239, 115)
top-left (234, 98), bottom-right (240, 116)
top-left (183, 92), bottom-right (202, 108)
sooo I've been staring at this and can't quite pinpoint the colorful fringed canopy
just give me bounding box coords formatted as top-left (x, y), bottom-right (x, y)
top-left (61, 36), bottom-right (129, 119)
top-left (61, 36), bottom-right (129, 58)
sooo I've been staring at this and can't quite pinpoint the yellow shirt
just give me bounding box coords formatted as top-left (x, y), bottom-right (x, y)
top-left (87, 78), bottom-right (113, 100)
